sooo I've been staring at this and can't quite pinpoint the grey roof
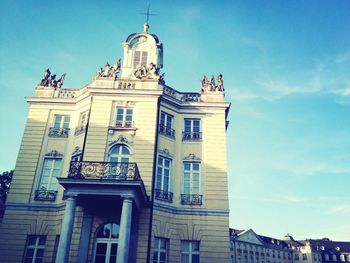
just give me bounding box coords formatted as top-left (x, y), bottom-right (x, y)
top-left (304, 239), bottom-right (350, 253)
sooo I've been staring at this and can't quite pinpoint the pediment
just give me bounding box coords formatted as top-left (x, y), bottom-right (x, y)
top-left (236, 229), bottom-right (264, 245)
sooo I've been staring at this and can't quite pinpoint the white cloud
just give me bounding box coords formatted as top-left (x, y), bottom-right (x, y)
top-left (327, 205), bottom-right (350, 215)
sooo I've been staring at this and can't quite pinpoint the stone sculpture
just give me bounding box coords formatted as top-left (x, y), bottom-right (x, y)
top-left (200, 73), bottom-right (224, 92)
top-left (39, 69), bottom-right (66, 89)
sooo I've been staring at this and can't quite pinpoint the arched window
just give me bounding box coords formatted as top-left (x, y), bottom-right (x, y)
top-left (108, 144), bottom-right (130, 163)
top-left (93, 223), bottom-right (120, 263)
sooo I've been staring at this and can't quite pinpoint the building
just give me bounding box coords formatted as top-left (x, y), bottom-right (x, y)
top-left (230, 229), bottom-right (293, 263)
top-left (0, 22), bottom-right (231, 263)
top-left (230, 229), bottom-right (350, 263)
top-left (288, 237), bottom-right (350, 263)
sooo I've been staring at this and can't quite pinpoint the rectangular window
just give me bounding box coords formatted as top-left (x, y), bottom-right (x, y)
top-left (302, 253), bottom-right (307, 260)
top-left (75, 111), bottom-right (89, 135)
top-left (181, 162), bottom-right (202, 205)
top-left (155, 156), bottom-right (173, 202)
top-left (23, 235), bottom-right (46, 263)
top-left (115, 108), bottom-right (133, 128)
top-left (181, 241), bottom-right (200, 263)
top-left (159, 112), bottom-right (175, 138)
top-left (183, 119), bottom-right (201, 141)
top-left (49, 115), bottom-right (70, 137)
top-left (35, 158), bottom-right (62, 201)
top-left (54, 115), bottom-right (70, 129)
top-left (133, 51), bottom-right (148, 68)
top-left (153, 238), bottom-right (168, 263)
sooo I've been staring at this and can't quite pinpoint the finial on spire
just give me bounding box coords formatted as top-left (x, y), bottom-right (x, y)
top-left (140, 4), bottom-right (156, 33)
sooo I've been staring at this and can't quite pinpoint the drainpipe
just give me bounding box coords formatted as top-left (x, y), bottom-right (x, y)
top-left (146, 96), bottom-right (161, 263)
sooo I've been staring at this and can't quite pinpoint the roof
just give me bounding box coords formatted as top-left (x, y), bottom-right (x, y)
top-left (305, 239), bottom-right (350, 253)
top-left (125, 32), bottom-right (160, 44)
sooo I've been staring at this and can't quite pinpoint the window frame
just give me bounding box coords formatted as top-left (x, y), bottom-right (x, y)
top-left (53, 114), bottom-right (70, 129)
top-left (23, 235), bottom-right (46, 263)
top-left (181, 240), bottom-right (200, 263)
top-left (183, 118), bottom-right (201, 141)
top-left (153, 237), bottom-right (168, 263)
top-left (133, 50), bottom-right (148, 68)
top-left (93, 223), bottom-right (120, 263)
top-left (182, 162), bottom-right (201, 195)
top-left (115, 108), bottom-right (134, 128)
top-left (159, 112), bottom-right (175, 138)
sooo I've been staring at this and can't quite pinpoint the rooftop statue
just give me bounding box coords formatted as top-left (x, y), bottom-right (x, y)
top-left (96, 59), bottom-right (121, 80)
top-left (39, 69), bottom-right (66, 89)
top-left (200, 73), bottom-right (224, 92)
top-left (134, 62), bottom-right (161, 80)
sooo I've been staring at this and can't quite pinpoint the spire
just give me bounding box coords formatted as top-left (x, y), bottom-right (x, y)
top-left (140, 4), bottom-right (156, 33)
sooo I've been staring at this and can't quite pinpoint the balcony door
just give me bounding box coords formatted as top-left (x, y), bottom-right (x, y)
top-left (93, 223), bottom-right (119, 263)
top-left (108, 144), bottom-right (130, 178)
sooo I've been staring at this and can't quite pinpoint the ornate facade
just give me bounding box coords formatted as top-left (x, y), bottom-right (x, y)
top-left (0, 23), bottom-right (231, 263)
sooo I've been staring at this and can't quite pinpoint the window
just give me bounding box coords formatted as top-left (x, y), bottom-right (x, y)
top-left (159, 112), bottom-right (174, 138)
top-left (153, 238), bottom-right (168, 263)
top-left (333, 255), bottom-right (337, 261)
top-left (75, 111), bottom-right (89, 135)
top-left (107, 145), bottom-right (131, 178)
top-left (183, 119), bottom-right (201, 141)
top-left (115, 108), bottom-right (133, 128)
top-left (295, 253), bottom-right (299, 261)
top-left (133, 51), bottom-right (148, 68)
top-left (52, 235), bottom-right (60, 262)
top-left (35, 157), bottom-right (62, 201)
top-left (93, 223), bottom-right (119, 263)
top-left (302, 253), bottom-right (307, 260)
top-left (49, 115), bottom-right (70, 137)
top-left (181, 241), bottom-right (200, 263)
top-left (155, 156), bottom-right (173, 202)
top-left (23, 235), bottom-right (46, 263)
top-left (325, 254), bottom-right (329, 261)
top-left (181, 162), bottom-right (202, 205)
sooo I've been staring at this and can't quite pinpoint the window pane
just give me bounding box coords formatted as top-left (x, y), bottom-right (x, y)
top-left (192, 163), bottom-right (199, 171)
top-left (181, 254), bottom-right (190, 263)
top-left (26, 248), bottom-right (35, 257)
top-left (110, 243), bottom-right (118, 255)
top-left (121, 146), bottom-right (130, 155)
top-left (192, 242), bottom-right (200, 251)
top-left (181, 241), bottom-right (189, 252)
top-left (36, 249), bottom-right (44, 257)
top-left (63, 116), bottom-right (70, 128)
top-left (134, 51), bottom-right (141, 67)
top-left (35, 259), bottom-right (43, 263)
top-left (192, 254), bottom-right (200, 263)
top-left (96, 243), bottom-right (107, 254)
top-left (111, 224), bottom-right (119, 239)
top-left (54, 116), bottom-right (62, 128)
top-left (160, 239), bottom-right (166, 249)
top-left (141, 51), bottom-right (148, 65)
top-left (95, 255), bottom-right (106, 263)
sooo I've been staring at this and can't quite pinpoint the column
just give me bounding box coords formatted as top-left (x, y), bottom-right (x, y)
top-left (56, 196), bottom-right (77, 263)
top-left (77, 210), bottom-right (93, 263)
top-left (117, 198), bottom-right (133, 263)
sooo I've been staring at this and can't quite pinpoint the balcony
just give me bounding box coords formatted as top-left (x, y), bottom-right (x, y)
top-left (58, 161), bottom-right (149, 209)
top-left (115, 120), bottom-right (134, 129)
top-left (181, 194), bottom-right (203, 205)
top-left (34, 189), bottom-right (57, 201)
top-left (155, 189), bottom-right (173, 203)
top-left (74, 125), bottom-right (86, 136)
top-left (182, 131), bottom-right (202, 141)
top-left (48, 127), bottom-right (69, 138)
top-left (158, 124), bottom-right (175, 138)
top-left (68, 161), bottom-right (140, 180)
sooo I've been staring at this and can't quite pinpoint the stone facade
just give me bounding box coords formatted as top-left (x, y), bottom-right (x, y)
top-left (0, 24), bottom-right (231, 263)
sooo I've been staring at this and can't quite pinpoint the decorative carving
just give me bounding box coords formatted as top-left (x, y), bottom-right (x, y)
top-left (134, 62), bottom-right (160, 80)
top-left (201, 73), bottom-right (224, 92)
top-left (96, 59), bottom-right (121, 80)
top-left (58, 89), bottom-right (76, 98)
top-left (45, 150), bottom-right (63, 158)
top-left (158, 148), bottom-right (173, 157)
top-left (117, 82), bottom-right (136, 90)
top-left (109, 135), bottom-right (131, 146)
top-left (183, 153), bottom-right (201, 161)
top-left (72, 146), bottom-right (82, 157)
top-left (163, 86), bottom-right (176, 98)
top-left (39, 68), bottom-right (66, 89)
top-left (181, 93), bottom-right (201, 102)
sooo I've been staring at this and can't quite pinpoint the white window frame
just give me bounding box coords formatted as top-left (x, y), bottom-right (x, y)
top-left (153, 237), bottom-right (168, 263)
top-left (108, 144), bottom-right (131, 163)
top-left (156, 156), bottom-right (172, 193)
top-left (23, 235), bottom-right (46, 263)
top-left (160, 112), bottom-right (173, 129)
top-left (115, 108), bottom-right (133, 128)
top-left (93, 223), bottom-right (119, 263)
top-left (53, 114), bottom-right (70, 129)
top-left (38, 157), bottom-right (62, 191)
top-left (133, 50), bottom-right (148, 68)
top-left (182, 162), bottom-right (201, 195)
top-left (181, 241), bottom-right (200, 263)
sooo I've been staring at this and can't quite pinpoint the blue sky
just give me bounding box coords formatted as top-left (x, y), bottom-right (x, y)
top-left (1, 1), bottom-right (349, 240)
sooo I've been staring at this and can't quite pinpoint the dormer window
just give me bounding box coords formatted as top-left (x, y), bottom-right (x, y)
top-left (133, 51), bottom-right (148, 68)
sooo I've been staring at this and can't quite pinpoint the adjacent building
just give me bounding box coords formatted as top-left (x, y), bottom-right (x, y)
top-left (0, 23), bottom-right (231, 263)
top-left (230, 229), bottom-right (350, 263)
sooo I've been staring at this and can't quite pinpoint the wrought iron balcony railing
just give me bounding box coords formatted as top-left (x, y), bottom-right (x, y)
top-left (182, 131), bottom-right (202, 141)
top-left (68, 161), bottom-right (141, 180)
top-left (115, 120), bottom-right (134, 128)
top-left (34, 190), bottom-right (58, 201)
top-left (180, 194), bottom-right (203, 205)
top-left (155, 189), bottom-right (173, 203)
top-left (158, 124), bottom-right (175, 138)
top-left (74, 125), bottom-right (86, 136)
top-left (48, 127), bottom-right (70, 138)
